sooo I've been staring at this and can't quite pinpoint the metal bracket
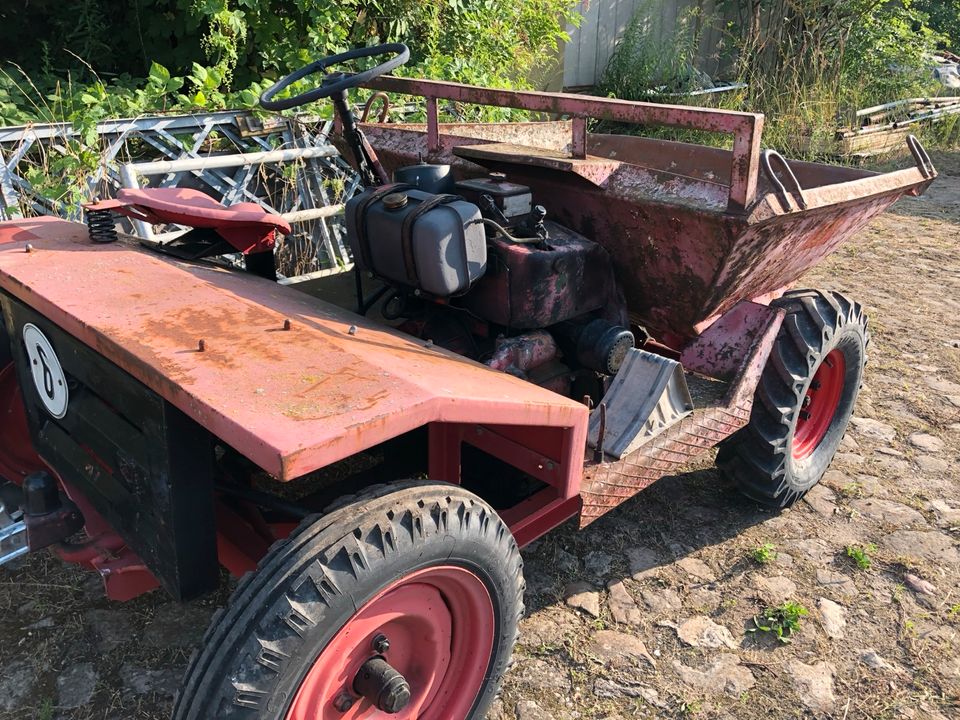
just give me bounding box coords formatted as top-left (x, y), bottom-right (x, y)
top-left (762, 149), bottom-right (807, 210)
top-left (907, 135), bottom-right (936, 179)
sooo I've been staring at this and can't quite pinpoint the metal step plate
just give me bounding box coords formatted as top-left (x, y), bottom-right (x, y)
top-left (588, 348), bottom-right (694, 460)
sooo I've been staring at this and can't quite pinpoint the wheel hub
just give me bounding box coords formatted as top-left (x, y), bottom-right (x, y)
top-left (284, 565), bottom-right (495, 720)
top-left (792, 348), bottom-right (846, 460)
top-left (353, 656), bottom-right (412, 713)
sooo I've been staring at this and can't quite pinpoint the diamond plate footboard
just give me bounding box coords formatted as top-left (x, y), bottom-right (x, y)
top-left (579, 302), bottom-right (785, 527)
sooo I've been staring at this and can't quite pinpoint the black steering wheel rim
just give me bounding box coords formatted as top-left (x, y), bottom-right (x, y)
top-left (260, 43), bottom-right (409, 111)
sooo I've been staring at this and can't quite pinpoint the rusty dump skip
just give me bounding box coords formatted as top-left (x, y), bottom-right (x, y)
top-left (355, 77), bottom-right (936, 344)
top-left (0, 218), bottom-right (588, 484)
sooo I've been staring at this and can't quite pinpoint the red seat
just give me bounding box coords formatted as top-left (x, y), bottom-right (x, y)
top-left (86, 188), bottom-right (291, 254)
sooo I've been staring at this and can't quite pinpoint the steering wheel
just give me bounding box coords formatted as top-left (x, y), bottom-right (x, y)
top-left (260, 43), bottom-right (409, 111)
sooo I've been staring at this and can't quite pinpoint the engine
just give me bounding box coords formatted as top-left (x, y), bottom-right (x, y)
top-left (344, 163), bottom-right (633, 401)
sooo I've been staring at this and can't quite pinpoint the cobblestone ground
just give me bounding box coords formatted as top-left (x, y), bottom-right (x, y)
top-left (1, 153), bottom-right (959, 720)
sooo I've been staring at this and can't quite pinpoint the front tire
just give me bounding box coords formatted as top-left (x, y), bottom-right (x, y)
top-left (719, 289), bottom-right (869, 506)
top-left (173, 481), bottom-right (524, 719)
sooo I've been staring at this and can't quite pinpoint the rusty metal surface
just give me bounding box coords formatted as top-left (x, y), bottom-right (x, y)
top-left (681, 300), bottom-right (789, 381)
top-left (363, 75), bottom-right (764, 212)
top-left (453, 143), bottom-right (620, 187)
top-left (0, 218), bottom-right (588, 482)
top-left (356, 123), bottom-right (931, 345)
top-left (462, 223), bottom-right (623, 330)
top-left (586, 134), bottom-right (873, 189)
top-left (578, 303), bottom-right (784, 526)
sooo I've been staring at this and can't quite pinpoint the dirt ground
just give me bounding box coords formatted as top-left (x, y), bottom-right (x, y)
top-left (1, 152), bottom-right (959, 720)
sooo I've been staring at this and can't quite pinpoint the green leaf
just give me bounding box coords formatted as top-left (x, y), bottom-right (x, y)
top-left (191, 63), bottom-right (209, 84)
top-left (149, 62), bottom-right (171, 84)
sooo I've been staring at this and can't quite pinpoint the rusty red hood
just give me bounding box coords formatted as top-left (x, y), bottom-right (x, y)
top-left (0, 218), bottom-right (587, 480)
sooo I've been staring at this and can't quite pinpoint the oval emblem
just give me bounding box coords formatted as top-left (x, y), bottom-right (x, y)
top-left (22, 323), bottom-right (69, 419)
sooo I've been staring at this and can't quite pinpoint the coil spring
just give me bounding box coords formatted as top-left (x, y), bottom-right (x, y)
top-left (85, 207), bottom-right (118, 244)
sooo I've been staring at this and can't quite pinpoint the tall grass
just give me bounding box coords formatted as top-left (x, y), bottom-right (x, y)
top-left (598, 0), bottom-right (949, 160)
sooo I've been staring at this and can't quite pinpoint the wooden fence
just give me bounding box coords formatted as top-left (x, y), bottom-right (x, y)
top-left (562, 0), bottom-right (730, 90)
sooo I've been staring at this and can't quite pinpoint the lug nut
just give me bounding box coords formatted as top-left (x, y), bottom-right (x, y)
top-left (373, 634), bottom-right (390, 654)
top-left (333, 693), bottom-right (354, 712)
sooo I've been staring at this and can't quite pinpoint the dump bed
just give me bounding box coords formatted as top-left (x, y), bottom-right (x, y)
top-left (353, 77), bottom-right (936, 344)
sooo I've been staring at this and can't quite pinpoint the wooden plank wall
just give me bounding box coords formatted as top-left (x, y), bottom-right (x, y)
top-left (563, 0), bottom-right (729, 90)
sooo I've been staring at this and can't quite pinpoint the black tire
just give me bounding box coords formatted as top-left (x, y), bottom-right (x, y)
top-left (172, 481), bottom-right (524, 719)
top-left (718, 289), bottom-right (869, 506)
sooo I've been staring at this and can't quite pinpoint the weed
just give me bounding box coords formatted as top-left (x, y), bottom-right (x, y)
top-left (751, 542), bottom-right (777, 565)
top-left (37, 698), bottom-right (54, 720)
top-left (749, 601), bottom-right (809, 643)
top-left (840, 482), bottom-right (864, 498)
top-left (846, 543), bottom-right (877, 571)
top-left (947, 604), bottom-right (960, 619)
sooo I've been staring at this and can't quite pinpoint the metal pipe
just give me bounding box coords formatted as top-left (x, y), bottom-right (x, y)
top-left (0, 520), bottom-right (25, 543)
top-left (125, 146), bottom-right (337, 176)
top-left (118, 163), bottom-right (154, 241)
top-left (0, 110), bottom-right (246, 144)
top-left (0, 544), bottom-right (29, 566)
top-left (281, 204), bottom-right (344, 223)
top-left (0, 519), bottom-right (27, 566)
top-left (857, 97), bottom-right (960, 117)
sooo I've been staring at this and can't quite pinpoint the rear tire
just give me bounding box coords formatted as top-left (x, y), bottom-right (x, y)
top-left (718, 289), bottom-right (869, 506)
top-left (172, 481), bottom-right (524, 720)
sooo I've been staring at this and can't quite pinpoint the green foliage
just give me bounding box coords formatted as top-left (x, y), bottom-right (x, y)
top-left (751, 543), bottom-right (777, 566)
top-left (37, 697), bottom-right (55, 720)
top-left (0, 59), bottom-right (275, 210)
top-left (600, 1), bottom-right (707, 101)
top-left (724, 0), bottom-right (946, 155)
top-left (842, 2), bottom-right (944, 113)
top-left (846, 543), bottom-right (877, 571)
top-left (915, 0), bottom-right (960, 51)
top-left (750, 602), bottom-right (808, 643)
top-left (0, 0), bottom-right (578, 211)
top-left (0, 0), bottom-right (576, 103)
top-left (599, 0), bottom-right (951, 158)
top-left (1, 0), bottom-right (578, 132)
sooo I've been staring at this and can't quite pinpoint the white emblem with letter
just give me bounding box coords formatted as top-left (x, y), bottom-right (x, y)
top-left (22, 323), bottom-right (69, 419)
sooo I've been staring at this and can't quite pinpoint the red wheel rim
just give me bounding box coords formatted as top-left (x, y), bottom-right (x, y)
top-left (792, 349), bottom-right (846, 460)
top-left (285, 565), bottom-right (495, 720)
